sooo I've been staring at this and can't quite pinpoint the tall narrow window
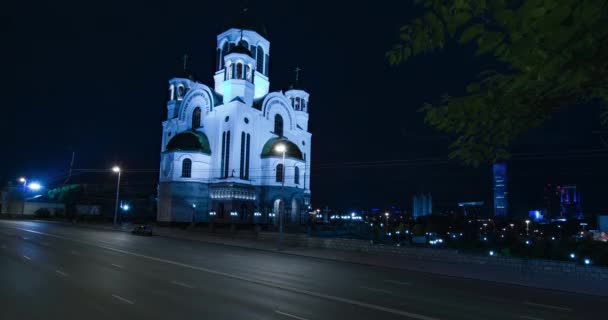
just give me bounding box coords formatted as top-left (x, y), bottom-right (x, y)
top-left (245, 134), bottom-right (251, 179)
top-left (239, 132), bottom-right (246, 179)
top-left (295, 98), bottom-right (301, 111)
top-left (274, 114), bottom-right (283, 136)
top-left (264, 54), bottom-right (269, 75)
top-left (294, 166), bottom-right (300, 185)
top-left (181, 159), bottom-right (192, 178)
top-left (250, 46), bottom-right (257, 62)
top-left (177, 85), bottom-right (185, 99)
top-left (256, 46), bottom-right (264, 73)
top-left (224, 131), bottom-right (231, 178)
top-left (221, 42), bottom-right (229, 69)
top-left (236, 63), bottom-right (243, 79)
top-left (216, 48), bottom-right (221, 71)
top-left (192, 107), bottom-right (201, 129)
top-left (221, 132), bottom-right (226, 178)
top-left (276, 164), bottom-right (284, 182)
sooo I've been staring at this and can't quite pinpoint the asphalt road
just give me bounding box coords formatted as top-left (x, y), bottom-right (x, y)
top-left (0, 220), bottom-right (603, 320)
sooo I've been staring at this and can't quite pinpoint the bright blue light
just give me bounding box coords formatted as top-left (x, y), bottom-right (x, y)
top-left (489, 250), bottom-right (495, 256)
top-left (27, 182), bottom-right (42, 191)
top-left (525, 240), bottom-right (531, 245)
top-left (551, 236), bottom-right (556, 240)
top-left (569, 253), bottom-right (576, 259)
top-left (121, 204), bottom-right (130, 211)
top-left (584, 258), bottom-right (591, 265)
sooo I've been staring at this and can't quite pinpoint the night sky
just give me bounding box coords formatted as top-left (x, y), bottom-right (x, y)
top-left (3, 1), bottom-right (608, 215)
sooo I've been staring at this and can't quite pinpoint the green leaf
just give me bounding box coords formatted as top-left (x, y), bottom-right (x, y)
top-left (460, 24), bottom-right (484, 43)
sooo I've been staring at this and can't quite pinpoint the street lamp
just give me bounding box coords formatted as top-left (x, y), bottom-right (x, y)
top-left (112, 166), bottom-right (121, 225)
top-left (275, 143), bottom-right (287, 250)
top-left (384, 212), bottom-right (390, 230)
top-left (525, 219), bottom-right (530, 236)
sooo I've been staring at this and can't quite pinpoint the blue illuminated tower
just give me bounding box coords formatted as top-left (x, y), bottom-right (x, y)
top-left (493, 163), bottom-right (508, 217)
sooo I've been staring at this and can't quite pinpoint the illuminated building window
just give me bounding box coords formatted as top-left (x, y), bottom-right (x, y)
top-left (181, 159), bottom-right (192, 178)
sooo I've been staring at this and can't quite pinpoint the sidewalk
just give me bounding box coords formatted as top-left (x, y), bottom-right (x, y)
top-left (47, 220), bottom-right (608, 296)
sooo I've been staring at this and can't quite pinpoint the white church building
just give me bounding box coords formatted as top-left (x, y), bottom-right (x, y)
top-left (157, 24), bottom-right (312, 226)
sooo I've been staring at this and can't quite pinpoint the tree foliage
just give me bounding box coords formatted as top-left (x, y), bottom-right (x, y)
top-left (387, 0), bottom-right (608, 166)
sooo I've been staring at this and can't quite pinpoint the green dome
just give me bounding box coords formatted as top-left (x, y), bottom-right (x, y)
top-left (166, 131), bottom-right (211, 154)
top-left (261, 138), bottom-right (303, 160)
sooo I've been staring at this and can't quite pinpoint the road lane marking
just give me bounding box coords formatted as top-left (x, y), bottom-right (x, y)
top-left (360, 286), bottom-right (393, 295)
top-left (111, 294), bottom-right (134, 305)
top-left (275, 310), bottom-right (309, 320)
top-left (22, 236), bottom-right (29, 240)
top-left (16, 227), bottom-right (439, 320)
top-left (23, 255), bottom-right (31, 260)
top-left (171, 281), bottom-right (194, 289)
top-left (111, 263), bottom-right (125, 269)
top-left (524, 302), bottom-right (572, 312)
top-left (55, 270), bottom-right (68, 277)
top-left (519, 316), bottom-right (544, 320)
top-left (384, 280), bottom-right (412, 286)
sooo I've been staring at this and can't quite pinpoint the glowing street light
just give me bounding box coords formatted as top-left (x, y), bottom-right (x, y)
top-left (525, 219), bottom-right (531, 235)
top-left (27, 182), bottom-right (42, 191)
top-left (112, 166), bottom-right (121, 225)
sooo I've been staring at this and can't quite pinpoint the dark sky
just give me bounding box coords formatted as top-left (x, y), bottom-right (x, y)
top-left (2, 1), bottom-right (608, 215)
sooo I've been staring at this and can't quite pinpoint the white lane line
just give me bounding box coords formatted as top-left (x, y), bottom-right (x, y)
top-left (111, 294), bottom-right (134, 305)
top-left (359, 286), bottom-right (393, 295)
top-left (111, 263), bottom-right (125, 269)
top-left (519, 316), bottom-right (544, 320)
top-left (384, 280), bottom-right (412, 286)
top-left (55, 270), bottom-right (68, 277)
top-left (22, 236), bottom-right (29, 240)
top-left (23, 255), bottom-right (31, 260)
top-left (171, 281), bottom-right (194, 289)
top-left (16, 227), bottom-right (439, 320)
top-left (524, 302), bottom-right (573, 312)
top-left (275, 310), bottom-right (310, 320)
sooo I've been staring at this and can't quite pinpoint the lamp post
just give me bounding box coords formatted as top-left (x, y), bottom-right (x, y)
top-left (191, 204), bottom-right (196, 226)
top-left (275, 143), bottom-right (287, 250)
top-left (384, 212), bottom-right (390, 231)
top-left (525, 219), bottom-right (530, 236)
top-left (112, 166), bottom-right (121, 226)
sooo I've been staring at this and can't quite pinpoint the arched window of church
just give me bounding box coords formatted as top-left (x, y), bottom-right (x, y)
top-left (177, 85), bottom-right (185, 100)
top-left (276, 164), bottom-right (284, 183)
top-left (192, 107), bottom-right (201, 129)
top-left (245, 65), bottom-right (251, 82)
top-left (182, 159), bottom-right (192, 178)
top-left (295, 97), bottom-right (301, 111)
top-left (169, 85), bottom-right (175, 101)
top-left (216, 48), bottom-right (221, 71)
top-left (236, 63), bottom-right (243, 80)
top-left (221, 42), bottom-right (229, 69)
top-left (241, 40), bottom-right (249, 49)
top-left (226, 62), bottom-right (233, 79)
top-left (274, 114), bottom-right (283, 136)
top-left (294, 166), bottom-right (300, 185)
top-left (256, 46), bottom-right (264, 73)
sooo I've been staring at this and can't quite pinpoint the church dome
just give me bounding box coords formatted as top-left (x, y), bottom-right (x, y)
top-left (261, 138), bottom-right (303, 160)
top-left (166, 131), bottom-right (211, 154)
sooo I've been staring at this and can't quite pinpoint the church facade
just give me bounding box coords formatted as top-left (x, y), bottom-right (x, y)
top-left (157, 26), bottom-right (312, 225)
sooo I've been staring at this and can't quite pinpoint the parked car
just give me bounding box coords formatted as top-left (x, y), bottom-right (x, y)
top-left (131, 224), bottom-right (153, 236)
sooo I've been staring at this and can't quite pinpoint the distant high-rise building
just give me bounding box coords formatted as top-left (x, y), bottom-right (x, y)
top-left (544, 184), bottom-right (583, 220)
top-left (493, 163), bottom-right (508, 217)
top-left (412, 193), bottom-right (432, 218)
